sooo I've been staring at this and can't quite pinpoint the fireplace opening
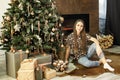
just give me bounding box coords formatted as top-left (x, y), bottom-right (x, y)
top-left (62, 14), bottom-right (89, 36)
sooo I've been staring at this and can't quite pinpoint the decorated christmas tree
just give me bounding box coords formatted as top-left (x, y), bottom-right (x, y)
top-left (0, 0), bottom-right (64, 54)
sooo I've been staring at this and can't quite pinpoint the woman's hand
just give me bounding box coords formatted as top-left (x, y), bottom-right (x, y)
top-left (65, 60), bottom-right (69, 64)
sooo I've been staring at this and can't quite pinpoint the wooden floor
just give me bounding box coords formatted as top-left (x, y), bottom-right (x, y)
top-left (68, 51), bottom-right (120, 77)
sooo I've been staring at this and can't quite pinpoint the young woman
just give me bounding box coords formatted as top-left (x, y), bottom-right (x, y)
top-left (65, 19), bottom-right (114, 72)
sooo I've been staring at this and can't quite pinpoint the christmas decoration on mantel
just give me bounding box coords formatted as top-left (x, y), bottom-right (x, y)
top-left (0, 0), bottom-right (64, 54)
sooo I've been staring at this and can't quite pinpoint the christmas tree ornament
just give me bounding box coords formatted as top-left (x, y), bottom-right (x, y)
top-left (50, 32), bottom-right (55, 36)
top-left (59, 23), bottom-right (62, 27)
top-left (14, 23), bottom-right (21, 32)
top-left (51, 37), bottom-right (54, 42)
top-left (11, 28), bottom-right (14, 38)
top-left (5, 16), bottom-right (11, 21)
top-left (52, 27), bottom-right (55, 32)
top-left (61, 44), bottom-right (64, 47)
top-left (38, 21), bottom-right (40, 33)
top-left (48, 13), bottom-right (52, 17)
top-left (4, 38), bottom-right (8, 42)
top-left (31, 23), bottom-right (34, 32)
top-left (61, 33), bottom-right (64, 36)
top-left (10, 45), bottom-right (16, 53)
top-left (13, 16), bottom-right (17, 22)
top-left (59, 17), bottom-right (64, 23)
top-left (31, 11), bottom-right (34, 15)
top-left (26, 49), bottom-right (30, 54)
top-left (27, 3), bottom-right (31, 16)
top-left (18, 3), bottom-right (23, 10)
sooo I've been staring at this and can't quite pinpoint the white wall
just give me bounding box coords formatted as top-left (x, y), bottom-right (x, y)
top-left (0, 0), bottom-right (10, 36)
top-left (0, 0), bottom-right (10, 26)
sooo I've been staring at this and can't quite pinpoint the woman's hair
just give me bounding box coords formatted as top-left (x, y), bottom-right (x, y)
top-left (73, 19), bottom-right (87, 54)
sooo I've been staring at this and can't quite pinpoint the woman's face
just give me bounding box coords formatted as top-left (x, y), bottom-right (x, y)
top-left (75, 21), bottom-right (84, 34)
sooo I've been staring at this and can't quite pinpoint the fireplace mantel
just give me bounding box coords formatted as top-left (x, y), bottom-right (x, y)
top-left (55, 0), bottom-right (99, 35)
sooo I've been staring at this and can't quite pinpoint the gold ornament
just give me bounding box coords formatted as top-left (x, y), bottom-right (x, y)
top-left (51, 37), bottom-right (54, 42)
top-left (11, 29), bottom-right (14, 37)
top-left (61, 44), bottom-right (64, 47)
top-left (52, 27), bottom-right (55, 32)
top-left (5, 16), bottom-right (11, 21)
top-left (31, 11), bottom-right (34, 15)
top-left (48, 13), bottom-right (52, 17)
top-left (31, 23), bottom-right (34, 32)
top-left (59, 17), bottom-right (64, 23)
top-left (10, 45), bottom-right (16, 53)
top-left (38, 21), bottom-right (40, 33)
top-left (26, 49), bottom-right (30, 54)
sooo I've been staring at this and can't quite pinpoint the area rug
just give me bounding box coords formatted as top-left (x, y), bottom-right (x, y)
top-left (51, 72), bottom-right (120, 80)
top-left (104, 45), bottom-right (120, 54)
top-left (67, 52), bottom-right (120, 77)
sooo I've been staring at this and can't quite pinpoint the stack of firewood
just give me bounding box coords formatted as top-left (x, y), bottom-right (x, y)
top-left (96, 34), bottom-right (114, 49)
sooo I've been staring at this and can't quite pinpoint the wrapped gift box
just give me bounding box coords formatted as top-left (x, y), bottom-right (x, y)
top-left (35, 65), bottom-right (43, 80)
top-left (44, 67), bottom-right (56, 80)
top-left (20, 59), bottom-right (37, 70)
top-left (6, 51), bottom-right (28, 78)
top-left (17, 69), bottom-right (35, 80)
top-left (35, 62), bottom-right (52, 80)
top-left (30, 54), bottom-right (52, 64)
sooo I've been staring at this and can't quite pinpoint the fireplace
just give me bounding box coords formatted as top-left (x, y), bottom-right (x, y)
top-left (62, 14), bottom-right (89, 36)
top-left (55, 0), bottom-right (99, 35)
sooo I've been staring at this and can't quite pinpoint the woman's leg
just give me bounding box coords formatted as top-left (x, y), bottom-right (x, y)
top-left (95, 43), bottom-right (114, 71)
top-left (87, 43), bottom-right (97, 58)
top-left (78, 43), bottom-right (100, 67)
top-left (78, 56), bottom-right (100, 67)
top-left (78, 43), bottom-right (114, 71)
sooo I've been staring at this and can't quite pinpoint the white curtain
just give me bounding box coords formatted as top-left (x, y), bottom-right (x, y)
top-left (99, 0), bottom-right (107, 19)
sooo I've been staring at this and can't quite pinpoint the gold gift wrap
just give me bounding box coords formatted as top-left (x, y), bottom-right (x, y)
top-left (44, 68), bottom-right (56, 80)
top-left (6, 51), bottom-right (28, 78)
top-left (20, 59), bottom-right (37, 70)
top-left (35, 62), bottom-right (51, 80)
top-left (17, 69), bottom-right (35, 80)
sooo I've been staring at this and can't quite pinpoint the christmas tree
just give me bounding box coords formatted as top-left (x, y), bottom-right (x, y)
top-left (0, 0), bottom-right (64, 54)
